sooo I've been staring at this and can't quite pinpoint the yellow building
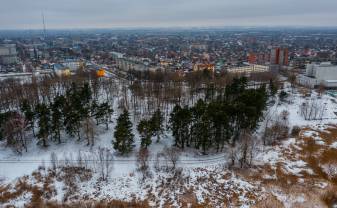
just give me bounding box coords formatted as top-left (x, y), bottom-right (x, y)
top-left (193, 63), bottom-right (215, 72)
top-left (96, 68), bottom-right (105, 77)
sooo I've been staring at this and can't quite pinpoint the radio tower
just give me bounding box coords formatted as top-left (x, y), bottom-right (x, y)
top-left (42, 12), bottom-right (47, 39)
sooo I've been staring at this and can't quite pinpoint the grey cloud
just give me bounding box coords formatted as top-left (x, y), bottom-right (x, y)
top-left (0, 0), bottom-right (337, 29)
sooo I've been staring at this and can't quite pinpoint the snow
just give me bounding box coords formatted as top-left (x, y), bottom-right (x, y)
top-left (282, 137), bottom-right (297, 147)
top-left (302, 130), bottom-right (318, 138)
top-left (53, 180), bottom-right (65, 202)
top-left (267, 85), bottom-right (337, 128)
top-left (282, 160), bottom-right (313, 176)
top-left (6, 192), bottom-right (32, 207)
top-left (272, 190), bottom-right (308, 208)
top-left (302, 130), bottom-right (326, 145)
top-left (321, 164), bottom-right (337, 179)
top-left (255, 148), bottom-right (280, 165)
top-left (315, 181), bottom-right (328, 189)
top-left (330, 142), bottom-right (337, 149)
top-left (315, 140), bottom-right (325, 145)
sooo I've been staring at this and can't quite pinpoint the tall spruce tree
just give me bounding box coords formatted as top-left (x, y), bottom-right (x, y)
top-left (113, 109), bottom-right (134, 154)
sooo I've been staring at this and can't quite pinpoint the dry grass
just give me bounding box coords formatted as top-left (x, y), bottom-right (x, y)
top-left (0, 176), bottom-right (31, 204)
top-left (253, 194), bottom-right (284, 208)
top-left (319, 124), bottom-right (337, 145)
top-left (24, 199), bottom-right (150, 208)
top-left (321, 186), bottom-right (337, 207)
top-left (239, 125), bottom-right (337, 207)
top-left (1, 168), bottom-right (150, 208)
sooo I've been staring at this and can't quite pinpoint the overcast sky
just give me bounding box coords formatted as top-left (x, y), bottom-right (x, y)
top-left (1, 0), bottom-right (337, 29)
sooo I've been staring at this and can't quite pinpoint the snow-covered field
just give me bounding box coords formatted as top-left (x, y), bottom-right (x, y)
top-left (1, 83), bottom-right (337, 207)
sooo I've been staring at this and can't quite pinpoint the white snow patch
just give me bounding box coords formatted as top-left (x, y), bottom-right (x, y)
top-left (330, 142), bottom-right (337, 149)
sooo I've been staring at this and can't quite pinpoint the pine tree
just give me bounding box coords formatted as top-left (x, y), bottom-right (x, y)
top-left (269, 79), bottom-right (278, 96)
top-left (169, 105), bottom-right (191, 149)
top-left (150, 108), bottom-right (164, 142)
top-left (63, 83), bottom-right (83, 140)
top-left (199, 112), bottom-right (211, 154)
top-left (79, 82), bottom-right (92, 118)
top-left (137, 119), bottom-right (153, 148)
top-left (190, 99), bottom-right (206, 149)
top-left (207, 101), bottom-right (228, 152)
top-left (36, 103), bottom-right (50, 147)
top-left (169, 77), bottom-right (269, 152)
top-left (50, 95), bottom-right (65, 143)
top-left (94, 102), bottom-right (113, 130)
top-left (113, 109), bottom-right (134, 155)
top-left (80, 82), bottom-right (92, 105)
top-left (20, 99), bottom-right (35, 136)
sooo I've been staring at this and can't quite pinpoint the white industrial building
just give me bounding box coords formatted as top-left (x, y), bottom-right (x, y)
top-left (298, 62), bottom-right (337, 88)
top-left (62, 59), bottom-right (82, 71)
top-left (227, 64), bottom-right (270, 74)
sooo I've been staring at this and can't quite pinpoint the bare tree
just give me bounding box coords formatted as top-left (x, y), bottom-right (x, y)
top-left (3, 113), bottom-right (28, 154)
top-left (317, 82), bottom-right (326, 96)
top-left (229, 145), bottom-right (238, 168)
top-left (96, 147), bottom-right (113, 181)
top-left (280, 110), bottom-right (289, 123)
top-left (237, 130), bottom-right (256, 168)
top-left (50, 152), bottom-right (58, 172)
top-left (136, 148), bottom-right (151, 181)
top-left (81, 117), bottom-right (97, 146)
top-left (262, 111), bottom-right (289, 145)
top-left (300, 100), bottom-right (325, 120)
top-left (288, 72), bottom-right (297, 92)
top-left (162, 146), bottom-right (181, 171)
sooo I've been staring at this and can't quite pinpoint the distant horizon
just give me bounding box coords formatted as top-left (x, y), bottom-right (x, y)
top-left (2, 25), bottom-right (337, 31)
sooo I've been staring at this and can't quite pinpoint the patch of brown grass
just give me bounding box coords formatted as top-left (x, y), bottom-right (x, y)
top-left (247, 125), bottom-right (337, 207)
top-left (25, 199), bottom-right (150, 208)
top-left (319, 124), bottom-right (337, 145)
top-left (321, 186), bottom-right (337, 208)
top-left (253, 194), bottom-right (284, 208)
top-left (0, 176), bottom-right (31, 204)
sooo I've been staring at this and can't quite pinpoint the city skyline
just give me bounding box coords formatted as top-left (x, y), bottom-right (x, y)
top-left (1, 0), bottom-right (337, 29)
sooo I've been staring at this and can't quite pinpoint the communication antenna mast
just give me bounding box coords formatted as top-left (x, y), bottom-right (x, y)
top-left (42, 12), bottom-right (47, 39)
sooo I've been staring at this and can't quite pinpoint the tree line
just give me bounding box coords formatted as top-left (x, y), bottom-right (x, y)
top-left (0, 72), bottom-right (272, 158)
top-left (111, 77), bottom-right (269, 156)
top-left (0, 81), bottom-right (113, 153)
top-left (169, 77), bottom-right (268, 154)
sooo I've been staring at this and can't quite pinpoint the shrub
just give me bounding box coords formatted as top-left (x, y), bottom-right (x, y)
top-left (291, 126), bottom-right (301, 137)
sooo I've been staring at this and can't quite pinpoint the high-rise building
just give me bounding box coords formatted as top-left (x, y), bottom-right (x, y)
top-left (270, 47), bottom-right (289, 66)
top-left (248, 52), bottom-right (270, 65)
